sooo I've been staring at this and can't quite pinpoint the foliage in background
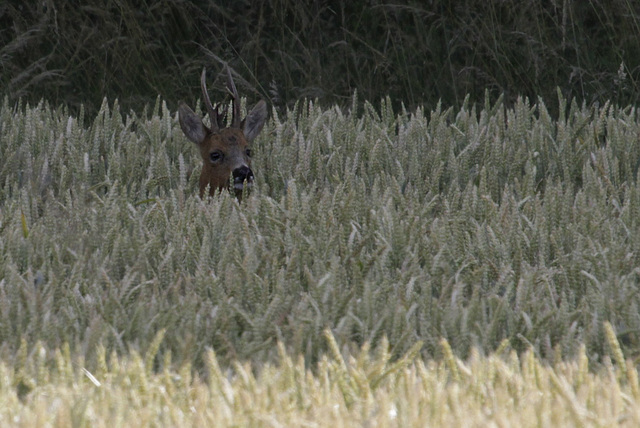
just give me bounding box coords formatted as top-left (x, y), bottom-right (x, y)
top-left (1, 0), bottom-right (639, 115)
top-left (1, 92), bottom-right (640, 370)
top-left (1, 331), bottom-right (640, 427)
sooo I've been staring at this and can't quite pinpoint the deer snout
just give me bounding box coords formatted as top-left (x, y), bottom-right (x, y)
top-left (232, 166), bottom-right (254, 190)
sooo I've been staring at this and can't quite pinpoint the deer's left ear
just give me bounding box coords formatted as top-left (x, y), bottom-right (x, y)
top-left (179, 102), bottom-right (209, 145)
top-left (242, 100), bottom-right (268, 142)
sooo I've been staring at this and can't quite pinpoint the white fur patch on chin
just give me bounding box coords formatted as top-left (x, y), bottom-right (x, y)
top-left (233, 182), bottom-right (254, 191)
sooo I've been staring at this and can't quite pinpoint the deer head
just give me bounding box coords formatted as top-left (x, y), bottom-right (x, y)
top-left (179, 67), bottom-right (268, 198)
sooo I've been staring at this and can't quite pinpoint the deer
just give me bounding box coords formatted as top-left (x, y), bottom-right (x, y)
top-left (178, 67), bottom-right (268, 199)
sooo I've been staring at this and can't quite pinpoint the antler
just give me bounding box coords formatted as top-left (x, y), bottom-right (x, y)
top-left (200, 68), bottom-right (220, 132)
top-left (226, 66), bottom-right (242, 128)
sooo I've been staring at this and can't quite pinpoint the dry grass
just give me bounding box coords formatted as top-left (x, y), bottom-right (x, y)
top-left (2, 1), bottom-right (640, 115)
top-left (1, 328), bottom-right (639, 427)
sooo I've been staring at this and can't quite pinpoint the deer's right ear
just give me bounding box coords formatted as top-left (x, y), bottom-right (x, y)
top-left (179, 102), bottom-right (208, 145)
top-left (243, 100), bottom-right (268, 142)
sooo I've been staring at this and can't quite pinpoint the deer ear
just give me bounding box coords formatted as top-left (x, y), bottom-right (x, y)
top-left (179, 102), bottom-right (209, 145)
top-left (242, 100), bottom-right (268, 142)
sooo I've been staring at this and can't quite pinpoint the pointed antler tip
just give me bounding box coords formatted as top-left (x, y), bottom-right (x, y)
top-left (225, 66), bottom-right (241, 128)
top-left (200, 67), bottom-right (219, 132)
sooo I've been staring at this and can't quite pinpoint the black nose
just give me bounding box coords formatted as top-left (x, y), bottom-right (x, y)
top-left (233, 166), bottom-right (254, 183)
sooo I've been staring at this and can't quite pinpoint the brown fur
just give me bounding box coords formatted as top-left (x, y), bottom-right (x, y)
top-left (197, 128), bottom-right (251, 197)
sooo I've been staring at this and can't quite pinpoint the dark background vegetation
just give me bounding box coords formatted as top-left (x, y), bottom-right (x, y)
top-left (1, 0), bottom-right (640, 116)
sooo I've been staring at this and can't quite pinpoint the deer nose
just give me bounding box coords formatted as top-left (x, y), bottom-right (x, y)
top-left (232, 166), bottom-right (254, 189)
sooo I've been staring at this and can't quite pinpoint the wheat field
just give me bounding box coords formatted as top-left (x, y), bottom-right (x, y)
top-left (0, 328), bottom-right (637, 427)
top-left (1, 93), bottom-right (640, 425)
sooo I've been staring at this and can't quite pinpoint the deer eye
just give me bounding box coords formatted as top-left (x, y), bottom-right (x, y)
top-left (209, 151), bottom-right (223, 163)
top-left (245, 148), bottom-right (252, 157)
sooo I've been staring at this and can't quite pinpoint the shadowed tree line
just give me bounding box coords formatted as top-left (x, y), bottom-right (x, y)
top-left (1, 0), bottom-right (639, 115)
